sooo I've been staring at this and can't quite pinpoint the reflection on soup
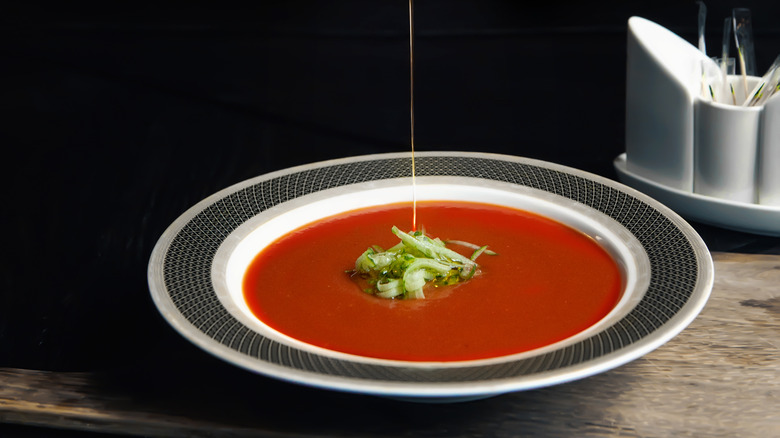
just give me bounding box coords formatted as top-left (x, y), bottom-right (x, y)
top-left (243, 201), bottom-right (621, 362)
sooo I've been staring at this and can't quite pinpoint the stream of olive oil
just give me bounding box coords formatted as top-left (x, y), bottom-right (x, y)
top-left (409, 0), bottom-right (417, 230)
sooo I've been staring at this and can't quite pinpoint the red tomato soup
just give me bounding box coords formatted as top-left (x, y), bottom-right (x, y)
top-left (243, 201), bottom-right (622, 362)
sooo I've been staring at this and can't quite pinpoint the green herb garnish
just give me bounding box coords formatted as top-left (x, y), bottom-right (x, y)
top-left (351, 226), bottom-right (496, 300)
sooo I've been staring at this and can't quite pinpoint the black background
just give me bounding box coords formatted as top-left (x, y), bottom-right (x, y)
top-left (2, 0), bottom-right (779, 376)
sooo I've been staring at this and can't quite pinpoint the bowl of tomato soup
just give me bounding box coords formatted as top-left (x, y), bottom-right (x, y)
top-left (149, 152), bottom-right (712, 401)
top-left (221, 180), bottom-right (648, 365)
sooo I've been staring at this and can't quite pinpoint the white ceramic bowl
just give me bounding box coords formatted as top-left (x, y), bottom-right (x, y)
top-left (149, 152), bottom-right (713, 401)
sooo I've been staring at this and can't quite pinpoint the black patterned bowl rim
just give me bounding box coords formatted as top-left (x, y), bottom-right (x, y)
top-left (147, 151), bottom-right (713, 399)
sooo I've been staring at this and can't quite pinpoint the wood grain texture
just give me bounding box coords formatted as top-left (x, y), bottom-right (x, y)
top-left (1, 252), bottom-right (778, 437)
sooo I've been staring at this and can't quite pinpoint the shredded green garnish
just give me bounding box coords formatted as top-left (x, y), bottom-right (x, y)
top-left (350, 226), bottom-right (496, 300)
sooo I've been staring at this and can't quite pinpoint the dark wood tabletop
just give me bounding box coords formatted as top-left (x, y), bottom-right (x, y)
top-left (1, 252), bottom-right (777, 437)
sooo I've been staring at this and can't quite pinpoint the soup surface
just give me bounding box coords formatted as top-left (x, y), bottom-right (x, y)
top-left (243, 201), bottom-right (621, 362)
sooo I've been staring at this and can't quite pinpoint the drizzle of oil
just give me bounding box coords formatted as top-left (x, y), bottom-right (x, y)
top-left (409, 0), bottom-right (417, 230)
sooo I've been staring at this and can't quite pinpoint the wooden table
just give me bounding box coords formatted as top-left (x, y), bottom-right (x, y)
top-left (1, 252), bottom-right (778, 437)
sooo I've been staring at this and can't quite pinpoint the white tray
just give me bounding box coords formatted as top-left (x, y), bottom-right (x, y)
top-left (614, 153), bottom-right (780, 236)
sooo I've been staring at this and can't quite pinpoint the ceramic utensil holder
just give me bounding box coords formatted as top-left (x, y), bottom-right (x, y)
top-left (760, 100), bottom-right (780, 205)
top-left (694, 77), bottom-right (761, 203)
top-left (625, 16), bottom-right (780, 206)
